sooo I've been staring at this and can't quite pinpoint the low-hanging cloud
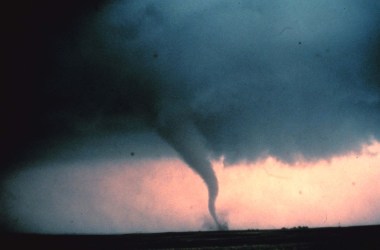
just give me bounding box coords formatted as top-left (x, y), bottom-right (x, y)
top-left (54, 0), bottom-right (380, 163)
top-left (3, 0), bottom-right (380, 231)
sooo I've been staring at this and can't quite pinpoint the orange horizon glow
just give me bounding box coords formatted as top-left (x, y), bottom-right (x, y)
top-left (214, 140), bottom-right (380, 229)
top-left (4, 140), bottom-right (380, 233)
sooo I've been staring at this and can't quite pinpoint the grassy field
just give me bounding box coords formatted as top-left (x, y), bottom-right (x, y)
top-left (2, 225), bottom-right (379, 249)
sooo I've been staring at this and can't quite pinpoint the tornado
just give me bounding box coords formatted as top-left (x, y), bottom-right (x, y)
top-left (157, 115), bottom-right (227, 230)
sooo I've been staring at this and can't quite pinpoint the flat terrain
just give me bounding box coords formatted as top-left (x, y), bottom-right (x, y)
top-left (2, 225), bottom-right (380, 249)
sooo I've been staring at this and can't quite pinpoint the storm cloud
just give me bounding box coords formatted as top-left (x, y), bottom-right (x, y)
top-left (45, 0), bottom-right (380, 163)
top-left (2, 0), bottom-right (380, 232)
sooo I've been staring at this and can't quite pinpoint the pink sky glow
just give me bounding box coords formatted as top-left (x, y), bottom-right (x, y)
top-left (4, 141), bottom-right (380, 233)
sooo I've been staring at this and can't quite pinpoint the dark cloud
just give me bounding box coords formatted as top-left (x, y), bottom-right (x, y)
top-left (53, 0), bottom-right (380, 164)
top-left (2, 0), bottom-right (380, 231)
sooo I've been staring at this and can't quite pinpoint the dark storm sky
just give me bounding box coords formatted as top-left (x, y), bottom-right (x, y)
top-left (3, 0), bottom-right (380, 167)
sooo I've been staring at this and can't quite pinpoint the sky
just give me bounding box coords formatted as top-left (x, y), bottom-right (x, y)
top-left (1, 0), bottom-right (380, 233)
top-left (2, 139), bottom-right (380, 234)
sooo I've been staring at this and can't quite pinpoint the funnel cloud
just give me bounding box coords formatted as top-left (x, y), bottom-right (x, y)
top-left (157, 115), bottom-right (227, 229)
top-left (2, 0), bottom-right (380, 232)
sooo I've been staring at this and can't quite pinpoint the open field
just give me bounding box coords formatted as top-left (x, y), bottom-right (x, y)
top-left (1, 225), bottom-right (379, 249)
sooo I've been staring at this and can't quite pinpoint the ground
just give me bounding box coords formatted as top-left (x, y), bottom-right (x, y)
top-left (2, 224), bottom-right (379, 249)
